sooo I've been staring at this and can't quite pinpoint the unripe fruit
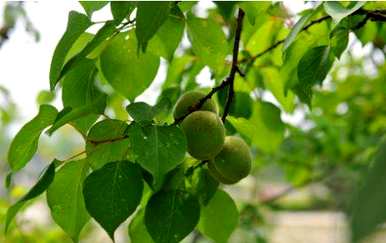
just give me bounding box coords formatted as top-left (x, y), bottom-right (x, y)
top-left (181, 111), bottom-right (225, 160)
top-left (208, 136), bottom-right (251, 184)
top-left (173, 91), bottom-right (217, 120)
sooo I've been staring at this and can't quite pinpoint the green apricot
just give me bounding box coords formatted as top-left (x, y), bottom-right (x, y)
top-left (208, 136), bottom-right (251, 184)
top-left (181, 111), bottom-right (225, 160)
top-left (173, 91), bottom-right (217, 120)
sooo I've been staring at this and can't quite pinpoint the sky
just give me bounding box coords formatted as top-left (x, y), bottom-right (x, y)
top-left (0, 1), bottom-right (307, 132)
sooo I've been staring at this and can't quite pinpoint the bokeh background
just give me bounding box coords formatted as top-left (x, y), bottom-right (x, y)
top-left (1, 1), bottom-right (386, 243)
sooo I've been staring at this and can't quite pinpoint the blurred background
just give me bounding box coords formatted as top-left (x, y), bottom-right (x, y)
top-left (0, 1), bottom-right (385, 243)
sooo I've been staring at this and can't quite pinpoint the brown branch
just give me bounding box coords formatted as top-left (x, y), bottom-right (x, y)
top-left (222, 9), bottom-right (245, 122)
top-left (173, 9), bottom-right (245, 125)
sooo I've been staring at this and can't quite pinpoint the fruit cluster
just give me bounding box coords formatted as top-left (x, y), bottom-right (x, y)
top-left (174, 91), bottom-right (252, 184)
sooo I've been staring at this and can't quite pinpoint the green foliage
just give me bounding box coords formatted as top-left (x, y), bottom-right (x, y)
top-left (324, 1), bottom-right (365, 24)
top-left (350, 138), bottom-right (386, 242)
top-left (127, 123), bottom-right (187, 183)
top-left (8, 105), bottom-right (58, 171)
top-left (80, 1), bottom-right (108, 17)
top-left (85, 119), bottom-right (130, 170)
top-left (136, 2), bottom-right (171, 52)
top-left (198, 190), bottom-right (239, 243)
top-left (186, 13), bottom-right (228, 73)
top-left (100, 31), bottom-right (160, 101)
top-left (83, 161), bottom-right (144, 239)
top-left (110, 2), bottom-right (134, 24)
top-left (49, 11), bottom-right (91, 89)
top-left (145, 190), bottom-right (200, 243)
top-left (5, 161), bottom-right (56, 232)
top-left (5, 2), bottom-right (386, 242)
top-left (47, 160), bottom-right (90, 242)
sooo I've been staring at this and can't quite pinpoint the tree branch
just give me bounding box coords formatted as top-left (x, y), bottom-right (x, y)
top-left (173, 9), bottom-right (245, 124)
top-left (222, 9), bottom-right (245, 122)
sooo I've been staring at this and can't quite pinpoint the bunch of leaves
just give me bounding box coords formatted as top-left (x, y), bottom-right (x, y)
top-left (3, 1), bottom-right (386, 242)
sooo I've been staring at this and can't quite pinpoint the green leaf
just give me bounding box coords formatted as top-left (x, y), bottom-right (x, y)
top-left (239, 2), bottom-right (270, 25)
top-left (80, 1), bottom-right (108, 17)
top-left (324, 1), bottom-right (365, 24)
top-left (47, 94), bottom-right (106, 135)
top-left (214, 2), bottom-right (236, 21)
top-left (47, 160), bottom-right (90, 242)
top-left (186, 13), bottom-right (228, 72)
top-left (187, 167), bottom-right (219, 205)
top-left (297, 45), bottom-right (335, 86)
top-left (147, 5), bottom-right (185, 60)
top-left (126, 102), bottom-right (155, 123)
top-left (5, 161), bottom-right (56, 233)
top-left (100, 31), bottom-right (160, 101)
top-left (129, 209), bottom-right (154, 243)
top-left (136, 2), bottom-right (171, 52)
top-left (128, 123), bottom-right (187, 183)
top-left (145, 190), bottom-right (200, 243)
top-left (218, 89), bottom-right (253, 119)
top-left (83, 161), bottom-right (144, 239)
top-left (49, 11), bottom-right (92, 90)
top-left (36, 90), bottom-right (55, 105)
top-left (351, 138), bottom-right (386, 242)
top-left (110, 1), bottom-right (134, 24)
top-left (8, 105), bottom-right (58, 171)
top-left (330, 25), bottom-right (349, 59)
top-left (62, 58), bottom-right (101, 134)
top-left (260, 67), bottom-right (295, 113)
top-left (228, 101), bottom-right (285, 153)
top-left (283, 9), bottom-right (315, 53)
top-left (86, 119), bottom-right (130, 170)
top-left (198, 190), bottom-right (239, 243)
top-left (59, 21), bottom-right (117, 81)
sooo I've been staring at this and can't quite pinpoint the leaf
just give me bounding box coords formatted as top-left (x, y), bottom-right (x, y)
top-left (62, 58), bottom-right (101, 134)
top-left (100, 31), bottom-right (160, 101)
top-left (49, 11), bottom-right (92, 90)
top-left (260, 67), bottom-right (295, 113)
top-left (324, 1), bottom-right (365, 24)
top-left (127, 123), bottom-right (187, 183)
top-left (330, 25), bottom-right (349, 59)
top-left (126, 102), bottom-right (155, 123)
top-left (129, 209), bottom-right (154, 243)
top-left (80, 1), bottom-right (108, 17)
top-left (186, 13), bottom-right (228, 73)
top-left (228, 101), bottom-right (285, 153)
top-left (8, 105), bottom-right (58, 171)
top-left (110, 1), bottom-right (134, 24)
top-left (187, 167), bottom-right (219, 205)
top-left (350, 138), bottom-right (386, 242)
top-left (218, 89), bottom-right (253, 119)
top-left (5, 161), bottom-right (56, 233)
top-left (214, 2), bottom-right (236, 21)
top-left (59, 21), bottom-right (117, 81)
top-left (239, 2), bottom-right (270, 25)
top-left (297, 45), bottom-right (335, 86)
top-left (147, 5), bottom-right (185, 60)
top-left (86, 119), bottom-right (130, 170)
top-left (198, 190), bottom-right (239, 243)
top-left (83, 161), bottom-right (144, 239)
top-left (145, 190), bottom-right (200, 243)
top-left (47, 160), bottom-right (90, 242)
top-left (47, 94), bottom-right (106, 135)
top-left (283, 9), bottom-right (314, 53)
top-left (136, 2), bottom-right (171, 52)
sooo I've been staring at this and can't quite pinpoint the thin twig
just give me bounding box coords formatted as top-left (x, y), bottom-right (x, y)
top-left (222, 9), bottom-right (245, 122)
top-left (172, 9), bottom-right (245, 125)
